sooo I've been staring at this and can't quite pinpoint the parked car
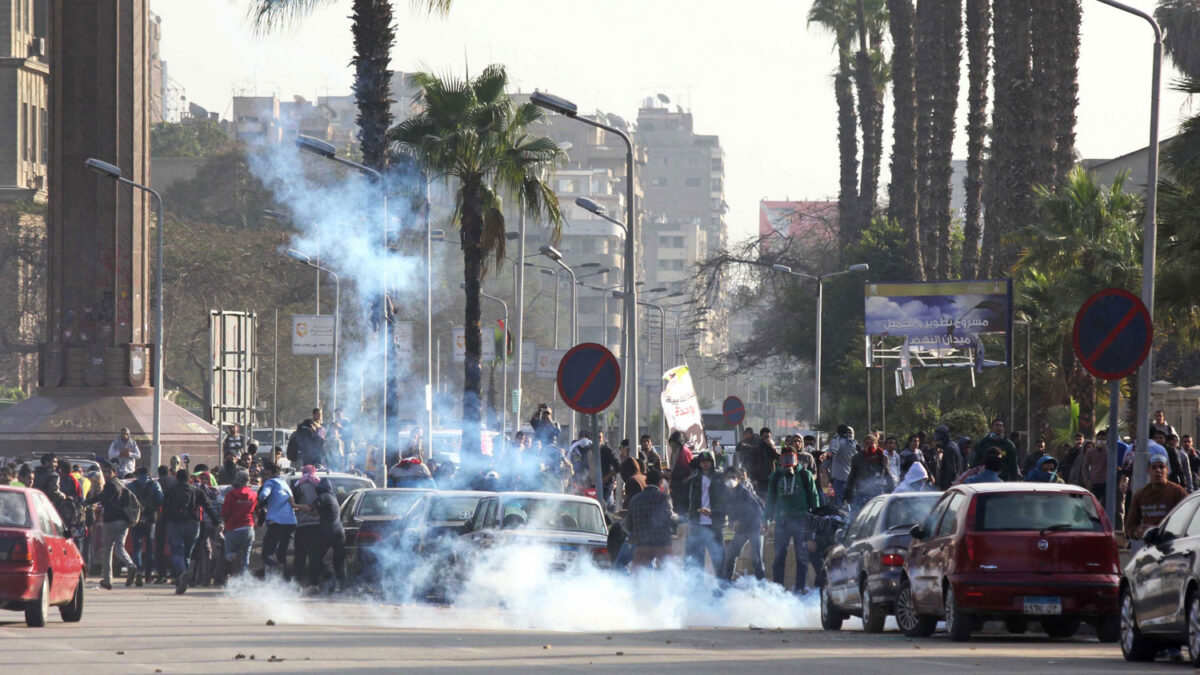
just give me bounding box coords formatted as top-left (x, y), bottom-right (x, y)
top-left (0, 487), bottom-right (85, 627)
top-left (251, 427), bottom-right (292, 451)
top-left (382, 490), bottom-right (495, 599)
top-left (1119, 490), bottom-right (1200, 664)
top-left (339, 488), bottom-right (434, 578)
top-left (821, 491), bottom-right (941, 632)
top-left (895, 482), bottom-right (1120, 642)
top-left (457, 492), bottom-right (609, 570)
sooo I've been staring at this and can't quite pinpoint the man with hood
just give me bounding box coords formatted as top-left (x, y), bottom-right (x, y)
top-left (287, 414), bottom-right (326, 468)
top-left (685, 450), bottom-right (726, 575)
top-left (301, 478), bottom-right (346, 593)
top-left (964, 448), bottom-right (1005, 484)
top-left (844, 435), bottom-right (896, 509)
top-left (933, 425), bottom-right (962, 490)
top-left (1024, 455), bottom-right (1064, 483)
top-left (127, 466), bottom-right (163, 586)
top-left (972, 418), bottom-right (1019, 481)
top-left (765, 451), bottom-right (819, 592)
top-left (893, 460), bottom-right (932, 492)
top-left (829, 425), bottom-right (859, 504)
top-left (722, 467), bottom-right (766, 581)
top-left (108, 427), bottom-right (141, 478)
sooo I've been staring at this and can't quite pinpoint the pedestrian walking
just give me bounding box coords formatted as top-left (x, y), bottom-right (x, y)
top-left (844, 435), bottom-right (896, 510)
top-left (1126, 453), bottom-right (1188, 541)
top-left (221, 469), bottom-right (257, 578)
top-left (721, 467), bottom-right (765, 581)
top-left (161, 468), bottom-right (219, 595)
top-left (765, 451), bottom-right (819, 593)
top-left (257, 461), bottom-right (298, 580)
top-left (685, 451), bottom-right (726, 575)
top-left (88, 462), bottom-right (140, 589)
top-left (127, 466), bottom-right (163, 586)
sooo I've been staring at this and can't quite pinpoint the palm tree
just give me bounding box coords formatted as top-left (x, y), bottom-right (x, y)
top-left (961, 0), bottom-right (990, 279)
top-left (1012, 167), bottom-right (1143, 436)
top-left (1157, 0), bottom-right (1200, 79)
top-left (852, 0), bottom-right (888, 235)
top-left (885, 0), bottom-right (924, 280)
top-left (808, 0), bottom-right (860, 253)
top-left (390, 66), bottom-right (564, 460)
top-left (248, 0), bottom-right (453, 171)
top-left (928, 0), bottom-right (961, 279)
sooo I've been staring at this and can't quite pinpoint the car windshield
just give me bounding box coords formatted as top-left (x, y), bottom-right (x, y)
top-left (358, 490), bottom-right (425, 517)
top-left (976, 492), bottom-right (1103, 532)
top-left (429, 496), bottom-right (484, 523)
top-left (0, 492), bottom-right (30, 528)
top-left (293, 477), bottom-right (373, 504)
top-left (498, 498), bottom-right (606, 535)
top-left (884, 495), bottom-right (941, 529)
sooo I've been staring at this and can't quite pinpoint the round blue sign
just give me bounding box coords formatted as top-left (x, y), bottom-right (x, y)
top-left (1072, 288), bottom-right (1153, 381)
top-left (723, 396), bottom-right (746, 426)
top-left (556, 343), bottom-right (622, 415)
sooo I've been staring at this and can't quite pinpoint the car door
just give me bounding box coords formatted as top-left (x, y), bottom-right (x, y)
top-left (32, 492), bottom-right (71, 602)
top-left (909, 495), bottom-right (952, 612)
top-left (825, 505), bottom-right (865, 604)
top-left (845, 499), bottom-right (883, 609)
top-left (1163, 500), bottom-right (1200, 632)
top-left (1139, 496), bottom-right (1200, 629)
top-left (919, 492), bottom-right (966, 614)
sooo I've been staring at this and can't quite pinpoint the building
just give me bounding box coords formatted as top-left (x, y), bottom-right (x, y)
top-left (758, 199), bottom-right (837, 254)
top-left (0, 0), bottom-right (49, 203)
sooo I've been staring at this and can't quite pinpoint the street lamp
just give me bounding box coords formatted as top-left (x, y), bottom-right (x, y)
top-left (286, 249), bottom-right (341, 413)
top-left (771, 263), bottom-right (869, 443)
top-left (540, 245), bottom-right (579, 437)
top-left (614, 289), bottom-right (675, 447)
top-left (533, 90), bottom-right (639, 461)
top-left (462, 282), bottom-right (509, 444)
top-left (268, 210), bottom-right (324, 412)
top-left (294, 134), bottom-right (390, 485)
top-left (85, 157), bottom-right (164, 473)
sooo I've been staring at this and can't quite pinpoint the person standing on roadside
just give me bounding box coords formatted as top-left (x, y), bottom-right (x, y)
top-left (303, 478), bottom-right (346, 593)
top-left (107, 428), bottom-right (141, 479)
top-left (222, 424), bottom-right (246, 459)
top-left (722, 467), bottom-right (766, 581)
top-left (152, 465), bottom-right (176, 584)
top-left (829, 425), bottom-right (858, 504)
top-left (221, 469), bottom-right (257, 578)
top-left (765, 451), bottom-right (819, 593)
top-left (1126, 453), bottom-right (1189, 541)
top-left (257, 461), bottom-right (298, 580)
top-left (161, 468), bottom-right (219, 595)
top-left (88, 462), bottom-right (139, 589)
top-left (291, 465), bottom-right (321, 586)
top-left (972, 418), bottom-right (1019, 481)
top-left (685, 451), bottom-right (726, 575)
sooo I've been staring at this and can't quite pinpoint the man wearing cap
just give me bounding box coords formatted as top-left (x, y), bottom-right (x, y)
top-left (108, 427), bottom-right (141, 479)
top-left (765, 450), bottom-right (819, 593)
top-left (1126, 452), bottom-right (1189, 541)
top-left (685, 450), bottom-right (727, 575)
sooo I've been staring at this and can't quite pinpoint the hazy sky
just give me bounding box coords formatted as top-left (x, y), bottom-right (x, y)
top-left (158, 0), bottom-right (1191, 243)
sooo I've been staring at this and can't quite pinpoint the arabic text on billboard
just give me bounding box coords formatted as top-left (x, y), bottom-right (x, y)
top-left (864, 280), bottom-right (1012, 364)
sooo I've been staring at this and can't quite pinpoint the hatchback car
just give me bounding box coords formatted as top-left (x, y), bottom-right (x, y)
top-left (0, 487), bottom-right (85, 627)
top-left (1119, 490), bottom-right (1200, 664)
top-left (895, 482), bottom-right (1120, 642)
top-left (821, 491), bottom-right (941, 632)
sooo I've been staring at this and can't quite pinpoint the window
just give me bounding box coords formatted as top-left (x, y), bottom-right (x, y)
top-left (920, 496), bottom-right (950, 535)
top-left (884, 494), bottom-right (941, 530)
top-left (650, 177), bottom-right (668, 187)
top-left (975, 492), bottom-right (1104, 532)
top-left (429, 496), bottom-right (485, 523)
top-left (660, 259), bottom-right (685, 272)
top-left (39, 107), bottom-right (47, 164)
top-left (1162, 496), bottom-right (1200, 537)
top-left (849, 500), bottom-right (882, 540)
top-left (20, 104), bottom-right (28, 161)
top-left (0, 492), bottom-right (30, 528)
top-left (657, 235), bottom-right (685, 249)
top-left (357, 490), bottom-right (424, 517)
top-left (934, 493), bottom-right (966, 538)
top-left (1183, 496), bottom-right (1200, 537)
top-left (685, 177), bottom-right (702, 188)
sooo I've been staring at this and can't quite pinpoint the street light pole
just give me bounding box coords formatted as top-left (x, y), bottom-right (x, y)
top-left (541, 245), bottom-right (579, 437)
top-left (772, 263), bottom-right (869, 444)
top-left (295, 135), bottom-right (387, 485)
top-left (469, 284), bottom-right (509, 445)
top-left (84, 158), bottom-right (164, 473)
top-left (286, 250), bottom-right (340, 413)
top-left (532, 92), bottom-right (639, 458)
top-left (1091, 0), bottom-right (1161, 494)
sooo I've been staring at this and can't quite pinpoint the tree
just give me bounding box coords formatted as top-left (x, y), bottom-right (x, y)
top-left (1156, 0), bottom-right (1200, 79)
top-left (151, 119), bottom-right (231, 158)
top-left (809, 0), bottom-right (861, 253)
top-left (915, 0), bottom-right (961, 278)
top-left (961, 0), bottom-right (990, 279)
top-left (885, 0), bottom-right (923, 280)
top-left (390, 65), bottom-right (564, 461)
top-left (1012, 167), bottom-right (1143, 437)
top-left (248, 0), bottom-right (452, 172)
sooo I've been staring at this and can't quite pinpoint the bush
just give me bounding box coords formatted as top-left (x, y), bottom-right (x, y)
top-left (939, 408), bottom-right (989, 441)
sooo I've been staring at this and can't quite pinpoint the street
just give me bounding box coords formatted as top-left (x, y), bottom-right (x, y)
top-left (0, 583), bottom-right (1177, 674)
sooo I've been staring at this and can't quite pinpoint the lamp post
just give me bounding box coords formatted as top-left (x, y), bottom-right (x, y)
top-left (533, 91), bottom-right (639, 457)
top-left (615, 289), bottom-right (680, 446)
top-left (286, 249), bottom-right (340, 412)
top-left (84, 158), bottom-right (164, 472)
top-left (771, 263), bottom-right (869, 444)
top-left (464, 283), bottom-right (509, 444)
top-left (541, 245), bottom-right (579, 437)
top-left (1091, 0), bottom-right (1161, 495)
top-left (295, 135), bottom-right (388, 485)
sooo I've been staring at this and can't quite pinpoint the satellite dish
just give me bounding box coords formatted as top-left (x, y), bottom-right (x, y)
top-left (657, 93), bottom-right (671, 104)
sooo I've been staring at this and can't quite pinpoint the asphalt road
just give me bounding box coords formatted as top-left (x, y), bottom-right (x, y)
top-left (0, 582), bottom-right (1185, 674)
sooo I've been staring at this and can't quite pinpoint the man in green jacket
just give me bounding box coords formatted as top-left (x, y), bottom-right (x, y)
top-left (971, 418), bottom-right (1019, 481)
top-left (765, 452), bottom-right (819, 593)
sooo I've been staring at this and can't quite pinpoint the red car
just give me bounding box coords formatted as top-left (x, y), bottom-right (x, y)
top-left (895, 482), bottom-right (1120, 642)
top-left (0, 486), bottom-right (85, 626)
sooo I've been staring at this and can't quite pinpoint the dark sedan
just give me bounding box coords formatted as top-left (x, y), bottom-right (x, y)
top-left (1120, 490), bottom-right (1200, 665)
top-left (339, 488), bottom-right (434, 577)
top-left (383, 490), bottom-right (494, 599)
top-left (821, 491), bottom-right (941, 632)
top-left (458, 492), bottom-right (609, 569)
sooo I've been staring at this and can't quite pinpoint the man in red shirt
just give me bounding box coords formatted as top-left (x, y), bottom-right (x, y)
top-left (220, 469), bottom-right (258, 577)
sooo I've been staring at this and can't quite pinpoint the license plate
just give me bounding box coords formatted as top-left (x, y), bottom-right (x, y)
top-left (1023, 596), bottom-right (1062, 615)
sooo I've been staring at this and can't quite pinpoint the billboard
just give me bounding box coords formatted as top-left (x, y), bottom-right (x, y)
top-left (209, 310), bottom-right (257, 430)
top-left (864, 280), bottom-right (1012, 367)
top-left (292, 314), bottom-right (335, 355)
top-left (536, 348), bottom-right (565, 380)
top-left (759, 200), bottom-right (837, 252)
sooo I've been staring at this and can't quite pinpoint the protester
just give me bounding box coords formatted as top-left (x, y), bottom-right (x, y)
top-left (221, 469), bottom-right (257, 577)
top-left (1022, 439), bottom-right (1048, 476)
top-left (843, 435), bottom-right (895, 509)
top-left (530, 403), bottom-right (561, 447)
top-left (721, 467), bottom-right (765, 581)
top-left (829, 425), bottom-right (858, 504)
top-left (87, 462), bottom-right (139, 589)
top-left (932, 425), bottom-right (961, 490)
top-left (666, 431), bottom-right (693, 514)
top-left (684, 450), bottom-right (726, 575)
top-left (972, 418), bottom-right (1019, 481)
top-left (1150, 410), bottom-right (1177, 439)
top-left (303, 478), bottom-right (346, 593)
top-left (107, 427), bottom-right (141, 478)
top-left (1060, 433), bottom-right (1086, 486)
top-left (1082, 437), bottom-right (1108, 500)
top-left (222, 424), bottom-right (247, 458)
top-left (1024, 455), bottom-right (1064, 483)
top-left (638, 434), bottom-right (663, 471)
top-left (963, 449), bottom-right (1005, 484)
top-left (162, 468), bottom-right (219, 595)
top-left (287, 412), bottom-right (326, 468)
top-left (619, 455), bottom-right (647, 509)
top-left (765, 451), bottom-right (819, 593)
top-left (1126, 453), bottom-right (1189, 541)
top-left (152, 464), bottom-right (177, 583)
top-left (257, 461), bottom-right (298, 580)
top-left (292, 465), bottom-right (321, 586)
top-left (625, 482), bottom-right (678, 569)
top-left (388, 456), bottom-right (436, 489)
top-left (893, 460), bottom-right (932, 492)
top-left (127, 466), bottom-right (163, 586)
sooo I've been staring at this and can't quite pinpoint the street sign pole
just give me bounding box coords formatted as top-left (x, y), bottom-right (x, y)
top-left (557, 343), bottom-right (622, 509)
top-left (1107, 379), bottom-right (1119, 526)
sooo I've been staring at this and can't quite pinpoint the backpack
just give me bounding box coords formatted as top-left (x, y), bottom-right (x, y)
top-left (118, 485), bottom-right (143, 525)
top-left (286, 426), bottom-right (304, 463)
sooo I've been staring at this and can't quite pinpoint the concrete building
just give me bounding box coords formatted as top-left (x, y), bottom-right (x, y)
top-left (0, 0), bottom-right (49, 203)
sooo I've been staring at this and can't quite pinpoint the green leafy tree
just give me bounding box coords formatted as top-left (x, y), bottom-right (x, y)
top-left (390, 65), bottom-right (564, 460)
top-left (151, 120), bottom-right (230, 158)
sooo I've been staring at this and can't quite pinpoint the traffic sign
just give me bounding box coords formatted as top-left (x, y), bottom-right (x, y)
top-left (1072, 288), bottom-right (1153, 380)
top-left (556, 343), bottom-right (622, 415)
top-left (722, 396), bottom-right (746, 426)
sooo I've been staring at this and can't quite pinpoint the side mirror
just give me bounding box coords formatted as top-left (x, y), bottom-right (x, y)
top-left (834, 528), bottom-right (846, 544)
top-left (1142, 527), bottom-right (1159, 546)
top-left (910, 524), bottom-right (927, 540)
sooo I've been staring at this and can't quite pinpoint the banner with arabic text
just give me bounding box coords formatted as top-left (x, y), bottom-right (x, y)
top-left (661, 365), bottom-right (707, 453)
top-left (864, 279), bottom-right (1012, 367)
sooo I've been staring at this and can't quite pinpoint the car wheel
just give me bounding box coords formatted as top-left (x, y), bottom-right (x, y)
top-left (820, 584), bottom-right (844, 631)
top-left (1004, 617), bottom-right (1028, 634)
top-left (60, 575), bottom-right (84, 623)
top-left (1188, 591), bottom-right (1200, 665)
top-left (1120, 588), bottom-right (1157, 662)
top-left (1041, 617), bottom-right (1080, 639)
top-left (896, 578), bottom-right (936, 638)
top-left (1094, 614), bottom-right (1120, 644)
top-left (861, 583), bottom-right (885, 633)
top-left (944, 585), bottom-right (973, 642)
top-left (25, 576), bottom-right (48, 628)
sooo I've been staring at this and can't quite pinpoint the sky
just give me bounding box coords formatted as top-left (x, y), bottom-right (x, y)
top-left (157, 0), bottom-right (1193, 243)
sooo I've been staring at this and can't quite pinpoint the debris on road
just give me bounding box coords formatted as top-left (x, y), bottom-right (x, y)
top-left (266, 619), bottom-right (276, 626)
